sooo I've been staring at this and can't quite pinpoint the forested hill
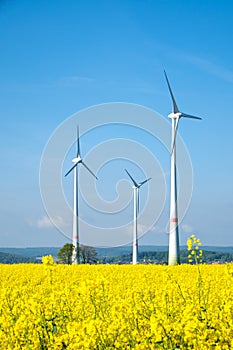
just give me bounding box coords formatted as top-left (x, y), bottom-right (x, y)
top-left (0, 247), bottom-right (60, 259)
top-left (0, 251), bottom-right (36, 264)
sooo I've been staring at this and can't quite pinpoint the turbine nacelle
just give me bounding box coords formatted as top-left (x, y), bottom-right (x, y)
top-left (72, 156), bottom-right (82, 164)
top-left (133, 184), bottom-right (144, 189)
top-left (168, 112), bottom-right (182, 120)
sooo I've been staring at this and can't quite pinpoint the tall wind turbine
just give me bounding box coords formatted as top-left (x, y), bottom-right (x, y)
top-left (65, 126), bottom-right (98, 264)
top-left (164, 71), bottom-right (202, 265)
top-left (125, 169), bottom-right (151, 265)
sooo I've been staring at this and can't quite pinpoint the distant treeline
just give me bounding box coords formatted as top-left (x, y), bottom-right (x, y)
top-left (0, 252), bottom-right (37, 264)
top-left (0, 248), bottom-right (232, 264)
top-left (98, 250), bottom-right (233, 264)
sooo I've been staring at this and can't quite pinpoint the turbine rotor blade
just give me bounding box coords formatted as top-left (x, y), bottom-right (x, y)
top-left (171, 112), bottom-right (201, 155)
top-left (81, 161), bottom-right (98, 180)
top-left (64, 163), bottom-right (78, 177)
top-left (164, 70), bottom-right (179, 114)
top-left (181, 113), bottom-right (202, 120)
top-left (125, 169), bottom-right (138, 187)
top-left (77, 125), bottom-right (81, 157)
top-left (139, 177), bottom-right (152, 187)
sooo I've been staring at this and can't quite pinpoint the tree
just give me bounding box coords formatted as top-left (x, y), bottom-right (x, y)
top-left (57, 243), bottom-right (97, 264)
top-left (79, 245), bottom-right (97, 264)
top-left (57, 243), bottom-right (74, 264)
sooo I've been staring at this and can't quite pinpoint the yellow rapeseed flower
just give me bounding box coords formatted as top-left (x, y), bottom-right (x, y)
top-left (0, 263), bottom-right (232, 349)
top-left (42, 255), bottom-right (55, 265)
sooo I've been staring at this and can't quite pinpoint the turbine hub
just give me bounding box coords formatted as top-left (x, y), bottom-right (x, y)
top-left (72, 156), bottom-right (82, 163)
top-left (168, 112), bottom-right (181, 119)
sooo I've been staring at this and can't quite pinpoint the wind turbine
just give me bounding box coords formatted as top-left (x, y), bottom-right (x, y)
top-left (125, 169), bottom-right (151, 265)
top-left (164, 70), bottom-right (202, 265)
top-left (65, 126), bottom-right (98, 264)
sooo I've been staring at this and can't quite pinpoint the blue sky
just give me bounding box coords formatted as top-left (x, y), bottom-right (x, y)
top-left (0, 0), bottom-right (232, 247)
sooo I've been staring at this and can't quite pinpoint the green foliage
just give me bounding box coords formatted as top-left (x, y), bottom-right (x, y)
top-left (57, 243), bottom-right (74, 264)
top-left (57, 244), bottom-right (98, 264)
top-left (79, 245), bottom-right (98, 264)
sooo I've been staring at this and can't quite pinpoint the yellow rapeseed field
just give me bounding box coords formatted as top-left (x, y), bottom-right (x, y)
top-left (0, 263), bottom-right (232, 349)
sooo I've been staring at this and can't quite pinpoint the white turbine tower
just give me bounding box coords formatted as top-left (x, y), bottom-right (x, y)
top-left (65, 126), bottom-right (98, 264)
top-left (125, 169), bottom-right (151, 265)
top-left (164, 71), bottom-right (202, 265)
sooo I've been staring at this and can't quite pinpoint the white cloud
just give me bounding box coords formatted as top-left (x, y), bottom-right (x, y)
top-left (124, 223), bottom-right (159, 236)
top-left (36, 216), bottom-right (54, 228)
top-left (29, 215), bottom-right (68, 229)
top-left (181, 224), bottom-right (194, 233)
